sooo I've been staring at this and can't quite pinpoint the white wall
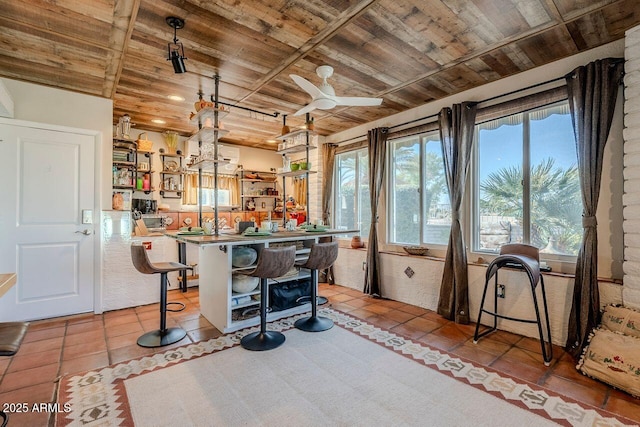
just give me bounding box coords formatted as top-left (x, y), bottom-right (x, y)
top-left (623, 25), bottom-right (640, 309)
top-left (0, 78), bottom-right (113, 208)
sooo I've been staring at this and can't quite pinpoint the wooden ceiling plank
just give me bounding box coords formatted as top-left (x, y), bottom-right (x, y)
top-left (234, 0), bottom-right (381, 100)
top-left (0, 1), bottom-right (117, 49)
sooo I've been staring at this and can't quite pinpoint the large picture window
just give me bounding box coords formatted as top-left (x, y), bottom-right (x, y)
top-left (334, 148), bottom-right (371, 237)
top-left (388, 133), bottom-right (449, 245)
top-left (474, 101), bottom-right (581, 256)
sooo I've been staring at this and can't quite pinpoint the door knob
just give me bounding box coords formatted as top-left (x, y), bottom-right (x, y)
top-left (75, 229), bottom-right (92, 235)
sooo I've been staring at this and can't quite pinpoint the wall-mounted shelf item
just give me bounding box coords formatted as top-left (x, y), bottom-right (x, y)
top-left (276, 129), bottom-right (318, 154)
top-left (134, 150), bottom-right (154, 194)
top-left (160, 152), bottom-right (185, 199)
top-left (189, 78), bottom-right (228, 233)
top-left (275, 114), bottom-right (315, 225)
top-left (238, 168), bottom-right (280, 212)
top-left (112, 138), bottom-right (137, 190)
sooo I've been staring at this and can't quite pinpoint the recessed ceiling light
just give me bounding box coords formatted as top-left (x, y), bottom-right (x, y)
top-left (266, 139), bottom-right (277, 143)
top-left (151, 119), bottom-right (166, 124)
top-left (167, 95), bottom-right (185, 102)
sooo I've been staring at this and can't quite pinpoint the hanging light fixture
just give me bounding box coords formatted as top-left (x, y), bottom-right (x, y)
top-left (166, 17), bottom-right (187, 74)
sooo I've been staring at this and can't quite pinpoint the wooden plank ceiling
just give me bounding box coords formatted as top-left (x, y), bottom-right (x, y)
top-left (0, 0), bottom-right (638, 149)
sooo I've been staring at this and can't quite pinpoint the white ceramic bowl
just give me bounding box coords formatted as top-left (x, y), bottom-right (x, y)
top-left (232, 274), bottom-right (259, 293)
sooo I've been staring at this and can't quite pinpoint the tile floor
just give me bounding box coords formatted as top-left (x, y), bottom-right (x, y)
top-left (1, 284), bottom-right (639, 426)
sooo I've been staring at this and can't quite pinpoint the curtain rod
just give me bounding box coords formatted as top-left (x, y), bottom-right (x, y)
top-left (332, 75), bottom-right (567, 145)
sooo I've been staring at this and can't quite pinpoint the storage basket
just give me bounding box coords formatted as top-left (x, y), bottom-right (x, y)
top-left (136, 132), bottom-right (153, 152)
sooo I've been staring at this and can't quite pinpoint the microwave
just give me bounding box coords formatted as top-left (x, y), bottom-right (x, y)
top-left (140, 214), bottom-right (166, 232)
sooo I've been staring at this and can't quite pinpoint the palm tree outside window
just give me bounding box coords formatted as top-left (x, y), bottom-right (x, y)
top-left (473, 101), bottom-right (581, 256)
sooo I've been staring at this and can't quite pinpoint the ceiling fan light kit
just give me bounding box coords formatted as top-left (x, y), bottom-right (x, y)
top-left (166, 17), bottom-right (187, 74)
top-left (290, 65), bottom-right (383, 116)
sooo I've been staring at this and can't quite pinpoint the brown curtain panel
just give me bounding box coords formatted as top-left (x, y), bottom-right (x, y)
top-left (565, 57), bottom-right (624, 359)
top-left (322, 144), bottom-right (336, 226)
top-left (321, 144), bottom-right (337, 284)
top-left (363, 127), bottom-right (388, 297)
top-left (437, 102), bottom-right (477, 324)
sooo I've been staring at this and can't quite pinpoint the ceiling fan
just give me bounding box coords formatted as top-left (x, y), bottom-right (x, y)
top-left (290, 65), bottom-right (383, 116)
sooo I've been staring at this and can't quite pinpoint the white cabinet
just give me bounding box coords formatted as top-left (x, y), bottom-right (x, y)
top-left (198, 237), bottom-right (317, 333)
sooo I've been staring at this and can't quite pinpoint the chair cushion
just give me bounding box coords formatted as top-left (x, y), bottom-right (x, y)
top-left (0, 322), bottom-right (29, 356)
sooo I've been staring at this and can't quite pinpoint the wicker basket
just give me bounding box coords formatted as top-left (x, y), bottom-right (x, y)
top-left (136, 133), bottom-right (153, 152)
top-left (403, 246), bottom-right (428, 256)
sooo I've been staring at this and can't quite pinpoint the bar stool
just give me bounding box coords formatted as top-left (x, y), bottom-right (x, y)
top-left (295, 241), bottom-right (339, 332)
top-left (241, 246), bottom-right (296, 351)
top-left (473, 243), bottom-right (553, 365)
top-left (131, 243), bottom-right (192, 348)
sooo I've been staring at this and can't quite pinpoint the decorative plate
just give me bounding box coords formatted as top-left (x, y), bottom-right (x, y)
top-left (164, 160), bottom-right (179, 172)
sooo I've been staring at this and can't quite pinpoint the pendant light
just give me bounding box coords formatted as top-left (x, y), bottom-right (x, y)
top-left (166, 17), bottom-right (187, 74)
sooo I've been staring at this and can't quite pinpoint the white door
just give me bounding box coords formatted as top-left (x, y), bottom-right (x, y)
top-left (0, 121), bottom-right (97, 321)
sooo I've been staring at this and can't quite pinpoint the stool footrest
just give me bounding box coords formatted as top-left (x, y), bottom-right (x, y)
top-left (479, 309), bottom-right (539, 324)
top-left (166, 301), bottom-right (186, 312)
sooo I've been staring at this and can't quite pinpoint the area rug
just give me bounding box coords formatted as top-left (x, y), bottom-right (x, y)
top-left (57, 309), bottom-right (634, 426)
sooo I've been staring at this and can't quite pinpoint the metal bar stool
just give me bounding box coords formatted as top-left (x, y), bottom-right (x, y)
top-left (241, 246), bottom-right (296, 351)
top-left (131, 243), bottom-right (192, 348)
top-left (295, 241), bottom-right (339, 332)
top-left (473, 243), bottom-right (553, 365)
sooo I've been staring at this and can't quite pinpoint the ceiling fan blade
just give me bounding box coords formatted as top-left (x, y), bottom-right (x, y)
top-left (293, 102), bottom-right (319, 116)
top-left (334, 96), bottom-right (383, 106)
top-left (290, 74), bottom-right (325, 99)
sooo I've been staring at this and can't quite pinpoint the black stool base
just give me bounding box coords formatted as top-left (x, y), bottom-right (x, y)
top-left (295, 316), bottom-right (334, 332)
top-left (297, 296), bottom-right (328, 306)
top-left (137, 327), bottom-right (187, 348)
top-left (241, 331), bottom-right (285, 351)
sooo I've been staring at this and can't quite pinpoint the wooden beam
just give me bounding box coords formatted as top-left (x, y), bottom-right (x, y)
top-left (104, 0), bottom-right (140, 99)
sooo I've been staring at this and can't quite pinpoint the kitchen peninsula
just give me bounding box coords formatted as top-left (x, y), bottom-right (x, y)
top-left (166, 228), bottom-right (356, 333)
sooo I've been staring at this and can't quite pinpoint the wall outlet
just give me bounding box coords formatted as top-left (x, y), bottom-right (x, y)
top-left (497, 284), bottom-right (505, 298)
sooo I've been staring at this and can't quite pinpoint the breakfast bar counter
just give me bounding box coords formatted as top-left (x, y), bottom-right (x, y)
top-left (165, 229), bottom-right (356, 333)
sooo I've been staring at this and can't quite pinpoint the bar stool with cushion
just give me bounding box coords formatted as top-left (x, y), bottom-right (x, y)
top-left (131, 242), bottom-right (192, 348)
top-left (473, 243), bottom-right (553, 365)
top-left (241, 246), bottom-right (296, 351)
top-left (295, 241), bottom-right (339, 332)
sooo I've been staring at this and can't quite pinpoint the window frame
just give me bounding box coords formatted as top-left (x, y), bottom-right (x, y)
top-left (471, 99), bottom-right (579, 262)
top-left (332, 147), bottom-right (370, 236)
top-left (386, 131), bottom-right (450, 247)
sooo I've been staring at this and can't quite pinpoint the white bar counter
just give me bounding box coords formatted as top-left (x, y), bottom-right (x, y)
top-left (166, 229), bottom-right (356, 333)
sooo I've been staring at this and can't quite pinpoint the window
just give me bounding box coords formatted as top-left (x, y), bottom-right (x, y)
top-left (388, 133), bottom-right (449, 245)
top-left (474, 101), bottom-right (581, 256)
top-left (334, 149), bottom-right (371, 237)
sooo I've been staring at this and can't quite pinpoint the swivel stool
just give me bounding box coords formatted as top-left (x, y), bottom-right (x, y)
top-left (131, 242), bottom-right (192, 347)
top-left (473, 243), bottom-right (553, 365)
top-left (295, 241), bottom-right (339, 332)
top-left (241, 246), bottom-right (296, 351)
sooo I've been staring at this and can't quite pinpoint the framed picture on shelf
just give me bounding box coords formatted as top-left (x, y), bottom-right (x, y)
top-left (112, 189), bottom-right (132, 211)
